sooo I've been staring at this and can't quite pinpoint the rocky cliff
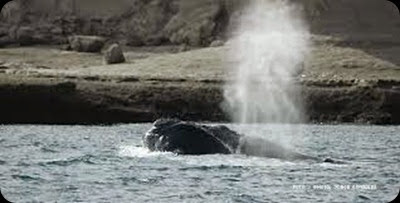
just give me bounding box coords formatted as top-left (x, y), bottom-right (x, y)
top-left (1, 0), bottom-right (398, 47)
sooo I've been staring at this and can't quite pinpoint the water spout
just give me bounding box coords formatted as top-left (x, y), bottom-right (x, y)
top-left (223, 0), bottom-right (310, 124)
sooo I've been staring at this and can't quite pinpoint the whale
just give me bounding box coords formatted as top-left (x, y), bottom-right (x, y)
top-left (143, 119), bottom-right (341, 163)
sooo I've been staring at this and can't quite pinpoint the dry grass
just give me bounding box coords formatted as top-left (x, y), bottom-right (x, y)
top-left (1, 36), bottom-right (399, 82)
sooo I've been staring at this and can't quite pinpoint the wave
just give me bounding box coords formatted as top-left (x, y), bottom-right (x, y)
top-left (38, 154), bottom-right (96, 166)
top-left (118, 146), bottom-right (173, 158)
top-left (11, 174), bottom-right (45, 182)
top-left (118, 145), bottom-right (298, 169)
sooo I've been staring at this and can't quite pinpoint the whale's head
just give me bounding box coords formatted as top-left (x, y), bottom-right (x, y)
top-left (143, 118), bottom-right (241, 154)
top-left (142, 118), bottom-right (180, 151)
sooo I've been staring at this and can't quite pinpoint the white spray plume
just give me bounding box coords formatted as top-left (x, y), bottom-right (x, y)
top-left (223, 0), bottom-right (310, 124)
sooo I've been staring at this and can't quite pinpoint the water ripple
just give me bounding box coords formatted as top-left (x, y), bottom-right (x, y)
top-left (38, 154), bottom-right (96, 166)
top-left (178, 165), bottom-right (245, 171)
top-left (119, 177), bottom-right (159, 185)
top-left (0, 124), bottom-right (398, 202)
top-left (11, 174), bottom-right (44, 182)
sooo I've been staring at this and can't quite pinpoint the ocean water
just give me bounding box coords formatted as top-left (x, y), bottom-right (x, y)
top-left (0, 124), bottom-right (399, 202)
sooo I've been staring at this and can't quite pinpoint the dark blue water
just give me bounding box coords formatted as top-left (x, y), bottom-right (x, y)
top-left (0, 124), bottom-right (399, 202)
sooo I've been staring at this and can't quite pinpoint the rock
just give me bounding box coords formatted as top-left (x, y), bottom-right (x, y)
top-left (104, 43), bottom-right (126, 64)
top-left (0, 36), bottom-right (13, 47)
top-left (68, 35), bottom-right (106, 53)
top-left (209, 40), bottom-right (224, 47)
top-left (15, 26), bottom-right (52, 45)
top-left (144, 34), bottom-right (165, 46)
top-left (0, 27), bottom-right (8, 38)
top-left (16, 26), bottom-right (35, 45)
top-left (50, 27), bottom-right (63, 35)
top-left (178, 44), bottom-right (189, 52)
top-left (61, 44), bottom-right (72, 51)
top-left (164, 0), bottom-right (225, 46)
top-left (8, 25), bottom-right (18, 40)
top-left (126, 36), bottom-right (144, 47)
top-left (54, 82), bottom-right (77, 93)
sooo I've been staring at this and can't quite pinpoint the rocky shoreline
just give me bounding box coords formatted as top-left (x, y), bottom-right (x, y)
top-left (0, 34), bottom-right (399, 125)
top-left (1, 0), bottom-right (399, 125)
top-left (1, 69), bottom-right (399, 125)
top-left (1, 37), bottom-right (400, 125)
top-left (0, 74), bottom-right (226, 124)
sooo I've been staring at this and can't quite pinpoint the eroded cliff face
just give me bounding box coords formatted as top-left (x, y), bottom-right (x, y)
top-left (1, 0), bottom-right (398, 47)
top-left (1, 0), bottom-right (223, 46)
top-left (0, 0), bottom-right (179, 46)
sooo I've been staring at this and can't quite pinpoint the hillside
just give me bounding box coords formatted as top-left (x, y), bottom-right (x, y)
top-left (1, 0), bottom-right (399, 46)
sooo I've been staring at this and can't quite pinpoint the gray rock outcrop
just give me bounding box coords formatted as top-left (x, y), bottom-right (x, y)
top-left (104, 43), bottom-right (125, 64)
top-left (1, 0), bottom-right (400, 47)
top-left (209, 40), bottom-right (224, 47)
top-left (68, 35), bottom-right (106, 53)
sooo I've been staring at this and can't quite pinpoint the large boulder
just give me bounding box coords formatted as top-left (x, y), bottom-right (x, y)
top-left (68, 35), bottom-right (106, 53)
top-left (104, 43), bottom-right (125, 64)
top-left (209, 39), bottom-right (225, 47)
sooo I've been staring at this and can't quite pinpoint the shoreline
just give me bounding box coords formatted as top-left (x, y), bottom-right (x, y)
top-left (1, 73), bottom-right (399, 125)
top-left (0, 41), bottom-right (399, 125)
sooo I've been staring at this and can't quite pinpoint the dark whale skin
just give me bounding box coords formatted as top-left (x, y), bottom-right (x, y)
top-left (143, 118), bottom-right (308, 159)
top-left (143, 119), bottom-right (241, 155)
top-left (143, 119), bottom-right (344, 163)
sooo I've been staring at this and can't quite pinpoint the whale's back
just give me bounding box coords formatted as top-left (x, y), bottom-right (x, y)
top-left (143, 119), bottom-right (238, 154)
